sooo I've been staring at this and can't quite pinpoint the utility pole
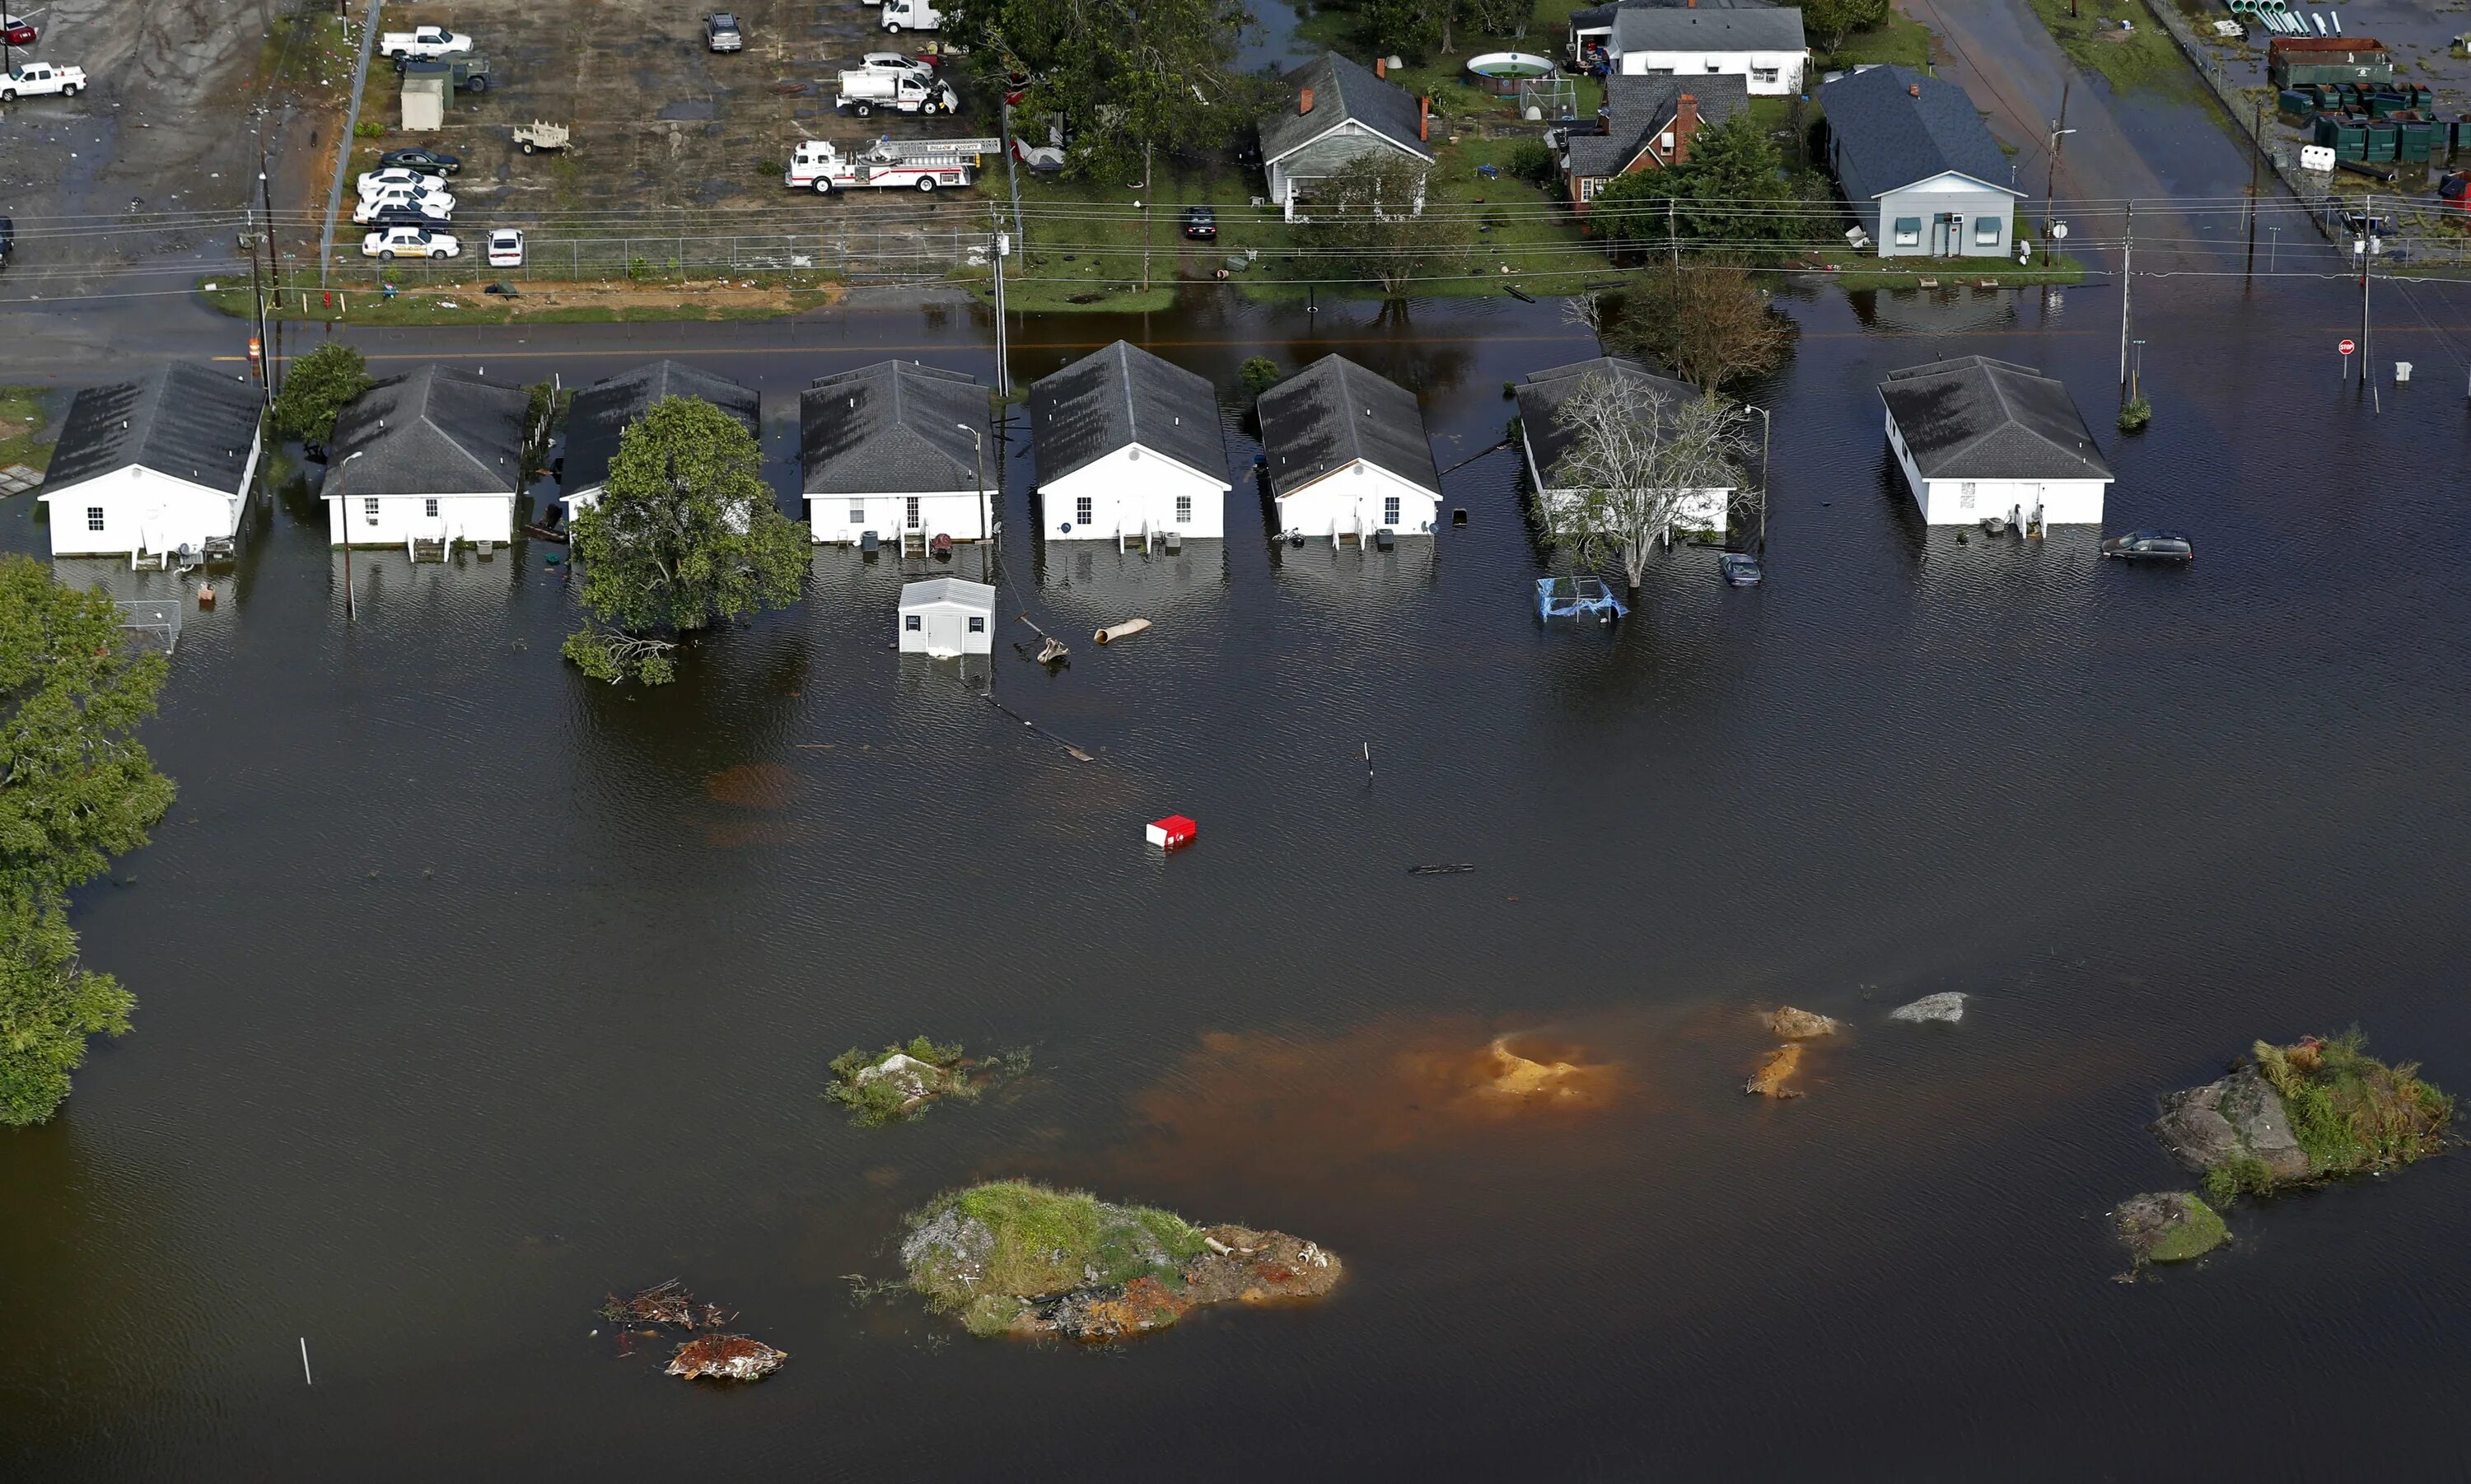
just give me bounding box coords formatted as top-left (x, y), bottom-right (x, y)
top-left (245, 210), bottom-right (271, 408)
top-left (2357, 217), bottom-right (2380, 412)
top-left (260, 166), bottom-right (283, 397)
top-left (2117, 200), bottom-right (2134, 407)
top-left (1668, 195), bottom-right (1679, 278)
top-left (335, 450), bottom-right (365, 621)
top-left (1139, 142), bottom-right (1152, 294)
top-left (991, 228), bottom-right (1010, 398)
top-left (2044, 77), bottom-right (2073, 267)
top-left (2244, 102), bottom-right (2262, 288)
top-left (959, 422), bottom-right (993, 584)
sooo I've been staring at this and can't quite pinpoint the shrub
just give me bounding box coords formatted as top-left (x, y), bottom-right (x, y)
top-left (1238, 356), bottom-right (1282, 397)
top-left (353, 120), bottom-right (384, 139)
top-left (1506, 138), bottom-right (1558, 189)
top-left (2117, 397), bottom-right (2152, 432)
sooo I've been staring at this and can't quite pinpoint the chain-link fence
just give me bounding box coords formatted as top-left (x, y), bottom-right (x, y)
top-left (322, 223), bottom-right (995, 289)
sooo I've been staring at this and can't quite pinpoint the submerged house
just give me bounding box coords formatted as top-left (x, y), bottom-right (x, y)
top-left (1256, 354), bottom-right (1441, 542)
top-left (1817, 64), bottom-right (2022, 258)
top-left (323, 365), bottom-right (525, 549)
top-left (1606, 5), bottom-right (1807, 94)
top-left (1259, 51), bottom-right (1434, 223)
top-left (1877, 356), bottom-right (2113, 525)
top-left (37, 364), bottom-right (264, 560)
top-left (1029, 340), bottom-right (1228, 544)
top-left (898, 576), bottom-right (995, 657)
top-left (800, 362), bottom-right (992, 547)
top-left (1560, 74), bottom-right (1746, 208)
top-left (1515, 356), bottom-right (1733, 536)
top-left (562, 360), bottom-right (762, 519)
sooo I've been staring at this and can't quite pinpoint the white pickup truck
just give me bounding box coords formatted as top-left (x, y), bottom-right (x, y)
top-left (834, 69), bottom-right (957, 116)
top-left (379, 26), bottom-right (472, 60)
top-left (785, 138), bottom-right (979, 194)
top-left (0, 63), bottom-right (86, 100)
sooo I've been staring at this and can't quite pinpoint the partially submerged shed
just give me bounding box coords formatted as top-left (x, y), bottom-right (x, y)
top-left (1029, 340), bottom-right (1228, 543)
top-left (898, 576), bottom-right (995, 656)
top-left (801, 362), bottom-right (991, 546)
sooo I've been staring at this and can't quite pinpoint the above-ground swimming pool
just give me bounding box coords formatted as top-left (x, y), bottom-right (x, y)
top-left (1465, 51), bottom-right (1557, 96)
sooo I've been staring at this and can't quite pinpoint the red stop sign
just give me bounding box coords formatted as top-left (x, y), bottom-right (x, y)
top-left (2339, 338), bottom-right (2357, 355)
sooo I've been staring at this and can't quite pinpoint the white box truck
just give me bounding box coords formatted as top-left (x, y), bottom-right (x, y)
top-left (834, 68), bottom-right (958, 115)
top-left (880, 0), bottom-right (942, 32)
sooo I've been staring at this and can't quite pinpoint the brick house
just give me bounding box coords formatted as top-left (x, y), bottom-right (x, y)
top-left (1559, 73), bottom-right (1746, 209)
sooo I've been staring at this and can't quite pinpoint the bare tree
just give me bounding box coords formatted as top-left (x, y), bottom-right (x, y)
top-left (1560, 290), bottom-right (1606, 348)
top-left (1308, 152), bottom-right (1463, 297)
top-left (1535, 373), bottom-right (1752, 590)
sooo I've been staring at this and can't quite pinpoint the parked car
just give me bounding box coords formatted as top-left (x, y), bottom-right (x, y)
top-left (704, 12), bottom-right (742, 50)
top-left (378, 26), bottom-right (470, 59)
top-left (361, 206), bottom-right (448, 232)
top-left (378, 147), bottom-right (463, 175)
top-left (352, 188), bottom-right (452, 224)
top-left (0, 16), bottom-right (36, 46)
top-left (360, 226), bottom-right (459, 260)
top-left (0, 62), bottom-right (83, 99)
top-left (487, 228), bottom-right (525, 268)
top-left (358, 166), bottom-right (446, 197)
top-left (858, 50), bottom-right (933, 77)
top-left (2100, 530), bottom-right (2194, 564)
top-left (1180, 205), bottom-right (1217, 240)
top-left (0, 214), bottom-right (13, 273)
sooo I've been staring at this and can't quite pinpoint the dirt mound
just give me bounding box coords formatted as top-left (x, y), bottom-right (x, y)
top-left (1765, 1007), bottom-right (1840, 1039)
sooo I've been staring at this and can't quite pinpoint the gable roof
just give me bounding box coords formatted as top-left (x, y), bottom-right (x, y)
top-left (1514, 357), bottom-right (1713, 484)
top-left (1028, 341), bottom-right (1226, 488)
top-left (1255, 353), bottom-right (1437, 498)
top-left (1259, 51), bottom-right (1433, 166)
top-left (1566, 73), bottom-right (1748, 180)
top-left (327, 365), bottom-right (527, 497)
top-left (41, 364), bottom-right (262, 498)
top-left (800, 361), bottom-right (989, 495)
top-left (1611, 6), bottom-right (1805, 53)
top-left (1575, 0), bottom-right (1776, 31)
top-left (1878, 356), bottom-right (2114, 482)
top-left (564, 361), bottom-right (760, 494)
top-left (899, 576), bottom-right (996, 611)
top-left (1817, 64), bottom-right (2020, 198)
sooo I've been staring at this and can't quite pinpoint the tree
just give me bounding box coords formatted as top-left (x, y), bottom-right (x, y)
top-left (563, 397), bottom-right (810, 686)
top-left (1605, 259), bottom-right (1796, 392)
top-left (269, 343), bottom-right (372, 446)
top-left (1533, 373), bottom-right (1751, 590)
top-left (1588, 111), bottom-right (1815, 253)
top-left (0, 557), bottom-right (174, 1126)
top-left (1308, 151), bottom-right (1464, 296)
top-left (1804, 0), bottom-right (1890, 54)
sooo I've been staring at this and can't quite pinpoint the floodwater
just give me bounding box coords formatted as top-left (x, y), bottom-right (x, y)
top-left (4, 260), bottom-right (2470, 1477)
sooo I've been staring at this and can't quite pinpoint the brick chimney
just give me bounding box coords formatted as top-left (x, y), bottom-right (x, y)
top-left (1419, 94), bottom-right (1430, 141)
top-left (1674, 92), bottom-right (1699, 163)
top-left (1299, 86), bottom-right (1315, 114)
top-left (1908, 82), bottom-right (1921, 97)
top-left (1375, 56), bottom-right (1387, 77)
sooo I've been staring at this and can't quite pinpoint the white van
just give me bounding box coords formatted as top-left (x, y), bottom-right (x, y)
top-left (880, 0), bottom-right (941, 32)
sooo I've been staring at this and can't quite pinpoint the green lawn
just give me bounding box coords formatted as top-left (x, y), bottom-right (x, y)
top-left (1827, 254), bottom-right (2088, 290)
top-left (1819, 10), bottom-right (1937, 72)
top-left (204, 281), bottom-right (835, 326)
top-left (2022, 0), bottom-right (2196, 95)
top-left (0, 386), bottom-right (54, 472)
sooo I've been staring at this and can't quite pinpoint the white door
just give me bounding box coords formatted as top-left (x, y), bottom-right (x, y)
top-left (927, 612), bottom-right (961, 656)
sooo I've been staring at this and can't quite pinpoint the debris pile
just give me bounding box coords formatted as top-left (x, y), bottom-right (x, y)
top-left (598, 1280), bottom-right (787, 1383)
top-left (1743, 1043), bottom-right (1805, 1099)
top-left (665, 1334), bottom-right (789, 1381)
top-left (2152, 1031), bottom-right (2451, 1203)
top-left (598, 1278), bottom-right (733, 1331)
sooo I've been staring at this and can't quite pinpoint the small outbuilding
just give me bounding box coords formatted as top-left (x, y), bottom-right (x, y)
top-left (1257, 353), bottom-right (1441, 543)
top-left (562, 360), bottom-right (762, 518)
top-left (801, 361), bottom-right (992, 548)
top-left (400, 62), bottom-right (450, 131)
top-left (1817, 65), bottom-right (2022, 258)
top-left (37, 364), bottom-right (264, 559)
top-left (1515, 356), bottom-right (1731, 537)
top-left (1030, 340), bottom-right (1228, 544)
top-left (898, 576), bottom-right (995, 657)
top-left (1877, 355), bottom-right (2113, 525)
top-left (324, 365), bottom-right (526, 549)
top-left (1259, 51), bottom-right (1434, 223)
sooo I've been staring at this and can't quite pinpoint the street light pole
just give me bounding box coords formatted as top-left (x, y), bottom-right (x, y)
top-left (2043, 78), bottom-right (2075, 268)
top-left (1748, 403), bottom-right (1773, 555)
top-left (958, 422), bottom-right (991, 583)
top-left (334, 450), bottom-right (365, 620)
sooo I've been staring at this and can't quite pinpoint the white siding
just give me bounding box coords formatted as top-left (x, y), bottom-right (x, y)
top-left (1616, 49), bottom-right (1805, 95)
top-left (40, 447), bottom-right (259, 558)
top-left (808, 489), bottom-right (986, 544)
top-left (1871, 174), bottom-right (2020, 259)
top-left (1039, 444), bottom-right (1227, 541)
top-left (1521, 430), bottom-right (1727, 535)
top-left (1884, 408), bottom-right (2108, 525)
top-left (326, 491), bottom-right (514, 547)
top-left (896, 597), bottom-right (993, 655)
top-left (1274, 460), bottom-right (1440, 540)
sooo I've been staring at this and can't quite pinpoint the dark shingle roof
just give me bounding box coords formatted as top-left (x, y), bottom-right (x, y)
top-left (564, 361), bottom-right (759, 493)
top-left (1028, 341), bottom-right (1226, 488)
top-left (1817, 65), bottom-right (2018, 197)
top-left (44, 364), bottom-right (262, 496)
top-left (1566, 73), bottom-right (1748, 180)
top-left (1256, 354), bottom-right (1437, 498)
top-left (328, 365), bottom-right (527, 497)
top-left (1611, 6), bottom-right (1805, 52)
top-left (800, 361), bottom-right (989, 495)
top-left (1259, 51), bottom-right (1433, 165)
top-left (1878, 356), bottom-right (2114, 481)
top-left (1515, 357), bottom-right (1707, 483)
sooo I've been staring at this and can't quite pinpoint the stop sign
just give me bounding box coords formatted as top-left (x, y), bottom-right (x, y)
top-left (2339, 338), bottom-right (2357, 355)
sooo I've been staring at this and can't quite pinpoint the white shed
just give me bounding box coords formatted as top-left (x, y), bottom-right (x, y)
top-left (1029, 340), bottom-right (1228, 544)
top-left (1877, 356), bottom-right (2114, 525)
top-left (323, 364), bottom-right (526, 549)
top-left (1256, 353), bottom-right (1441, 543)
top-left (899, 576), bottom-right (995, 656)
top-left (401, 64), bottom-right (449, 131)
top-left (37, 365), bottom-right (264, 560)
top-left (801, 361), bottom-right (992, 549)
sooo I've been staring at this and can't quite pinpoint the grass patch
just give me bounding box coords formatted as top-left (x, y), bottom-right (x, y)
top-left (0, 386), bottom-right (54, 472)
top-left (904, 1181), bottom-right (1204, 1335)
top-left (203, 280), bottom-right (835, 325)
top-left (2023, 0), bottom-right (2195, 95)
top-left (824, 1036), bottom-right (972, 1127)
top-left (2254, 1029), bottom-right (2453, 1180)
top-left (2144, 1193), bottom-right (2226, 1262)
top-left (1826, 254), bottom-right (2088, 291)
top-left (1821, 11), bottom-right (1937, 72)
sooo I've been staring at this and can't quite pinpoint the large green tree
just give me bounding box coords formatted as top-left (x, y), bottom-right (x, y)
top-left (0, 557), bottom-right (174, 1126)
top-left (1804, 0), bottom-right (1890, 54)
top-left (561, 397), bottom-right (810, 686)
top-left (1590, 111), bottom-right (1816, 254)
top-left (270, 343), bottom-right (373, 446)
top-left (1307, 151), bottom-right (1469, 296)
top-left (948, 0), bottom-right (1257, 184)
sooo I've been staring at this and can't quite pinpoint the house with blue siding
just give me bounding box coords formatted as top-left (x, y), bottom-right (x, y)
top-left (1818, 65), bottom-right (2023, 259)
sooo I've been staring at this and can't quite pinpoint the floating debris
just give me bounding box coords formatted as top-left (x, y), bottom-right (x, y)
top-left (1407, 862), bottom-right (1475, 875)
top-left (1093, 617), bottom-right (1151, 645)
top-left (597, 1279), bottom-right (734, 1331)
top-left (666, 1334), bottom-right (787, 1381)
top-left (1889, 992), bottom-right (1966, 1024)
top-left (2112, 1191), bottom-right (2227, 1269)
top-left (825, 1038), bottom-right (1027, 1127)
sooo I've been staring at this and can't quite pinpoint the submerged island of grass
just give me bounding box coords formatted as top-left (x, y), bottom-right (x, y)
top-left (2153, 1030), bottom-right (2452, 1205)
top-left (825, 1037), bottom-right (1025, 1127)
top-left (899, 1180), bottom-right (1340, 1342)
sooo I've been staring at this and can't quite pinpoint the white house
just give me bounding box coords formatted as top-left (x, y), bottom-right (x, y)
top-left (1258, 51), bottom-right (1434, 223)
top-left (1609, 6), bottom-right (1808, 96)
top-left (1877, 356), bottom-right (2113, 525)
top-left (323, 365), bottom-right (525, 549)
top-left (1514, 356), bottom-right (1732, 536)
top-left (1029, 340), bottom-right (1228, 544)
top-left (37, 364), bottom-right (264, 560)
top-left (801, 362), bottom-right (991, 547)
top-left (1255, 353), bottom-right (1441, 542)
top-left (898, 576), bottom-right (995, 656)
top-left (1817, 65), bottom-right (2024, 258)
top-left (562, 360), bottom-right (762, 519)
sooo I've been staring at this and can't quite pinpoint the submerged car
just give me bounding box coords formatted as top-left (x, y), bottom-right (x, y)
top-left (1181, 204), bottom-right (1217, 240)
top-left (2100, 530), bottom-right (2194, 564)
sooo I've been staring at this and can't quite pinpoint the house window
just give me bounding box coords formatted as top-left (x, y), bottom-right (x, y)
top-left (1579, 176), bottom-right (1603, 202)
top-left (904, 614), bottom-right (922, 631)
top-left (1383, 495), bottom-right (1401, 526)
top-left (424, 497), bottom-right (439, 518)
top-left (364, 496), bottom-right (381, 524)
top-left (967, 616), bottom-right (985, 632)
top-left (1646, 66), bottom-right (1674, 76)
top-left (1076, 496), bottom-right (1093, 525)
top-left (85, 506), bottom-right (105, 532)
top-left (1703, 62), bottom-right (1722, 73)
top-left (904, 496), bottom-right (921, 529)
top-left (1975, 217), bottom-right (2002, 246)
top-left (1959, 483), bottom-right (1977, 510)
top-left (1175, 495), bottom-right (1193, 524)
top-left (1894, 217), bottom-right (1922, 247)
top-left (1752, 66), bottom-right (1779, 85)
top-left (849, 503), bottom-right (865, 524)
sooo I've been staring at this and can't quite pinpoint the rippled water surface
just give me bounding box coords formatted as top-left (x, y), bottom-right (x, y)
top-left (3, 273), bottom-right (2469, 1480)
